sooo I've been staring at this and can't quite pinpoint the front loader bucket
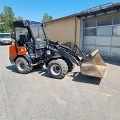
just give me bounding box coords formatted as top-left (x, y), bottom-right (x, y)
top-left (80, 49), bottom-right (107, 78)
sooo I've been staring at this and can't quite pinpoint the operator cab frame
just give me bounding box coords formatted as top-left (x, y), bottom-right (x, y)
top-left (12, 20), bottom-right (47, 58)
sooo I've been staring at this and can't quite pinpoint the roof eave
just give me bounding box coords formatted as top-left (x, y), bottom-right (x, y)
top-left (45, 2), bottom-right (120, 23)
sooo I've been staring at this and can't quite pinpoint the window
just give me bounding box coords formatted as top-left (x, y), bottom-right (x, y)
top-left (113, 16), bottom-right (120, 25)
top-left (85, 20), bottom-right (96, 27)
top-left (85, 28), bottom-right (96, 36)
top-left (113, 25), bottom-right (120, 36)
top-left (0, 34), bottom-right (10, 38)
top-left (30, 24), bottom-right (45, 39)
top-left (97, 17), bottom-right (112, 26)
top-left (97, 26), bottom-right (112, 36)
top-left (84, 16), bottom-right (120, 36)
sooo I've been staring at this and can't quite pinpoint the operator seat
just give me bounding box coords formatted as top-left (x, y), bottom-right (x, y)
top-left (18, 34), bottom-right (35, 57)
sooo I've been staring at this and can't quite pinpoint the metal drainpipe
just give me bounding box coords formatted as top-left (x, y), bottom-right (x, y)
top-left (74, 15), bottom-right (77, 44)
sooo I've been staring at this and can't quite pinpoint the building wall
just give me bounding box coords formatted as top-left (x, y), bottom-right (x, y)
top-left (45, 17), bottom-right (80, 47)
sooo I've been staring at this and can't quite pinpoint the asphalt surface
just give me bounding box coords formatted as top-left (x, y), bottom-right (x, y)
top-left (0, 45), bottom-right (120, 120)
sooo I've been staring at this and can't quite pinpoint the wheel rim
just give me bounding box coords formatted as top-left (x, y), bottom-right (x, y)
top-left (50, 64), bottom-right (61, 76)
top-left (17, 61), bottom-right (25, 71)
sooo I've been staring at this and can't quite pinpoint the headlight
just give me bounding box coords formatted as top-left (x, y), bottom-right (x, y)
top-left (46, 50), bottom-right (51, 55)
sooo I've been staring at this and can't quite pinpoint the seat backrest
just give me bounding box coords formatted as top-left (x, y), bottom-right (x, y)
top-left (18, 34), bottom-right (28, 46)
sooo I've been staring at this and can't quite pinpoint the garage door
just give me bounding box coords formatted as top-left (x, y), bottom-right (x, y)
top-left (83, 15), bottom-right (120, 59)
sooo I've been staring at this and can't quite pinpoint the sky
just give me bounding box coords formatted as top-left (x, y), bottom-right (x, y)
top-left (0, 0), bottom-right (120, 21)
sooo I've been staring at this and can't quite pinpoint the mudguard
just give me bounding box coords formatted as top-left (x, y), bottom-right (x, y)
top-left (11, 54), bottom-right (32, 65)
top-left (46, 48), bottom-right (78, 66)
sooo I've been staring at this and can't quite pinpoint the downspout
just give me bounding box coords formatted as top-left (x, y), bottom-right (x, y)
top-left (74, 15), bottom-right (77, 44)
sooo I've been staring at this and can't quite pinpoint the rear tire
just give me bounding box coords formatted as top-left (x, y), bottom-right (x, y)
top-left (15, 57), bottom-right (33, 74)
top-left (48, 59), bottom-right (68, 79)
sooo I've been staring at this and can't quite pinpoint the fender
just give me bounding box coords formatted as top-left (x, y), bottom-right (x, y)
top-left (11, 54), bottom-right (32, 65)
top-left (23, 55), bottom-right (32, 64)
top-left (58, 49), bottom-right (78, 65)
top-left (46, 48), bottom-right (78, 66)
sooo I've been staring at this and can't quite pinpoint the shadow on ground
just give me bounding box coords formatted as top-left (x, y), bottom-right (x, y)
top-left (38, 69), bottom-right (50, 78)
top-left (6, 65), bottom-right (50, 77)
top-left (6, 65), bottom-right (18, 73)
top-left (68, 72), bottom-right (101, 85)
top-left (105, 60), bottom-right (120, 66)
top-left (6, 65), bottom-right (101, 85)
top-left (0, 44), bottom-right (11, 46)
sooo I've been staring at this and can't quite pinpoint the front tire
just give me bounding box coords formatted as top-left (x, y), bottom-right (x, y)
top-left (48, 59), bottom-right (68, 79)
top-left (65, 59), bottom-right (75, 72)
top-left (15, 57), bottom-right (33, 74)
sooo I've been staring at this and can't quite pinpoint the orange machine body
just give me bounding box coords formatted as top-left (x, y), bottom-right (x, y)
top-left (9, 44), bottom-right (27, 57)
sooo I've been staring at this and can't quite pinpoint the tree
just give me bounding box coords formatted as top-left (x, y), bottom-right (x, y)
top-left (0, 13), bottom-right (5, 32)
top-left (15, 16), bottom-right (23, 21)
top-left (0, 6), bottom-right (15, 32)
top-left (41, 13), bottom-right (53, 22)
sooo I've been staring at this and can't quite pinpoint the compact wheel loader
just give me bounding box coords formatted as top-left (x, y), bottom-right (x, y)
top-left (9, 20), bottom-right (107, 79)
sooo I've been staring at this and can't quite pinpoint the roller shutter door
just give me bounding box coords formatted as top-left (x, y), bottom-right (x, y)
top-left (83, 15), bottom-right (120, 59)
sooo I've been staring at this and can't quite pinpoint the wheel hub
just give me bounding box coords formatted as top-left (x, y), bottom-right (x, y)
top-left (50, 64), bottom-right (61, 76)
top-left (17, 61), bottom-right (25, 71)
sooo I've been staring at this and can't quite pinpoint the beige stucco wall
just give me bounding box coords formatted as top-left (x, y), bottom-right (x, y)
top-left (45, 17), bottom-right (80, 47)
